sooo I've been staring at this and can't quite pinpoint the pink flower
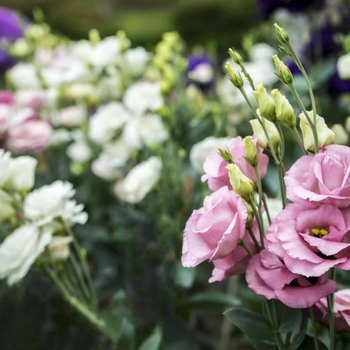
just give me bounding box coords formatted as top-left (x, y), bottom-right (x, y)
top-left (0, 91), bottom-right (15, 105)
top-left (265, 202), bottom-right (350, 277)
top-left (16, 90), bottom-right (47, 110)
top-left (246, 249), bottom-right (337, 308)
top-left (285, 145), bottom-right (350, 208)
top-left (202, 136), bottom-right (269, 191)
top-left (209, 227), bottom-right (258, 282)
top-left (7, 116), bottom-right (53, 153)
top-left (314, 289), bottom-right (350, 331)
top-left (182, 186), bottom-right (247, 267)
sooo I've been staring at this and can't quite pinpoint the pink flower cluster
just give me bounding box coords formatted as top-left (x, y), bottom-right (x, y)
top-left (182, 136), bottom-right (268, 282)
top-left (0, 90), bottom-right (52, 153)
top-left (247, 145), bottom-right (350, 308)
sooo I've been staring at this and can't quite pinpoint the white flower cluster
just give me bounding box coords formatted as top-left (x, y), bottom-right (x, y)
top-left (0, 151), bottom-right (87, 285)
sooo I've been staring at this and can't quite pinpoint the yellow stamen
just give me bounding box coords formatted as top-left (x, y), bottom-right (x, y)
top-left (311, 228), bottom-right (328, 238)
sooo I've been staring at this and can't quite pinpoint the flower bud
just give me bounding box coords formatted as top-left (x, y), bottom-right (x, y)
top-left (228, 48), bottom-right (243, 64)
top-left (242, 198), bottom-right (254, 229)
top-left (226, 164), bottom-right (254, 201)
top-left (331, 124), bottom-right (348, 145)
top-left (243, 136), bottom-right (258, 167)
top-left (48, 236), bottom-right (73, 261)
top-left (250, 117), bottom-right (280, 152)
top-left (218, 147), bottom-right (233, 163)
top-left (273, 23), bottom-right (290, 44)
top-left (89, 29), bottom-right (101, 44)
top-left (299, 111), bottom-right (335, 152)
top-left (252, 84), bottom-right (276, 121)
top-left (225, 61), bottom-right (243, 88)
top-left (272, 55), bottom-right (293, 85)
top-left (271, 89), bottom-right (296, 128)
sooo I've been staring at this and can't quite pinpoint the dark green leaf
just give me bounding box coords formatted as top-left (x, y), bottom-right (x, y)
top-left (187, 291), bottom-right (241, 309)
top-left (298, 335), bottom-right (328, 350)
top-left (138, 327), bottom-right (162, 350)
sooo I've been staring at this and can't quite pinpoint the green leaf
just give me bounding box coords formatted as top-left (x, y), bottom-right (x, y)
top-left (174, 262), bottom-right (195, 288)
top-left (138, 327), bottom-right (162, 350)
top-left (298, 335), bottom-right (328, 350)
top-left (224, 308), bottom-right (277, 350)
top-left (187, 291), bottom-right (241, 309)
top-left (116, 318), bottom-right (135, 350)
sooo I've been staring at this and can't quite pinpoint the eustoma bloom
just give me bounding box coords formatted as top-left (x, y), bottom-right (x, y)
top-left (285, 144), bottom-right (350, 208)
top-left (202, 136), bottom-right (269, 191)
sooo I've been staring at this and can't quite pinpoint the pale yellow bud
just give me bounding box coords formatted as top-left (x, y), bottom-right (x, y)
top-left (243, 136), bottom-right (258, 167)
top-left (89, 29), bottom-right (101, 44)
top-left (252, 84), bottom-right (276, 121)
top-left (299, 111), bottom-right (335, 152)
top-left (228, 48), bottom-right (243, 65)
top-left (346, 117), bottom-right (350, 133)
top-left (218, 147), bottom-right (233, 163)
top-left (226, 164), bottom-right (254, 201)
top-left (272, 55), bottom-right (293, 85)
top-left (273, 23), bottom-right (290, 44)
top-left (225, 61), bottom-right (243, 88)
top-left (250, 116), bottom-right (280, 151)
top-left (331, 124), bottom-right (348, 145)
top-left (271, 89), bottom-right (296, 128)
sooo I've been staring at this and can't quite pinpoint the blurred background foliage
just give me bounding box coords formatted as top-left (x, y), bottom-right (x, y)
top-left (1, 0), bottom-right (258, 58)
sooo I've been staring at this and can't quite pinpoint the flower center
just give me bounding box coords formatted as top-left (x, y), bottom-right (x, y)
top-left (311, 228), bottom-right (328, 238)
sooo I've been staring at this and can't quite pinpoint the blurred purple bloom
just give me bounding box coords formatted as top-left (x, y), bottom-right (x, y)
top-left (186, 55), bottom-right (215, 92)
top-left (256, 0), bottom-right (323, 19)
top-left (330, 69), bottom-right (350, 94)
top-left (0, 6), bottom-right (24, 73)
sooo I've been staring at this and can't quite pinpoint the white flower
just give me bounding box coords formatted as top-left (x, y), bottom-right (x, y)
top-left (57, 105), bottom-right (87, 128)
top-left (50, 129), bottom-right (72, 146)
top-left (0, 225), bottom-right (53, 285)
top-left (189, 136), bottom-right (231, 173)
top-left (114, 156), bottom-right (162, 203)
top-left (89, 37), bottom-right (121, 68)
top-left (67, 140), bottom-right (92, 163)
top-left (97, 74), bottom-right (122, 100)
top-left (138, 113), bottom-right (168, 146)
top-left (5, 156), bottom-right (37, 192)
top-left (249, 43), bottom-right (276, 63)
top-left (337, 54), bottom-right (350, 80)
top-left (47, 236), bottom-right (73, 261)
top-left (0, 151), bottom-right (12, 187)
top-left (89, 102), bottom-right (130, 144)
top-left (123, 81), bottom-right (164, 117)
top-left (188, 63), bottom-right (214, 84)
top-left (9, 63), bottom-right (41, 89)
top-left (123, 47), bottom-right (151, 76)
top-left (23, 181), bottom-right (88, 226)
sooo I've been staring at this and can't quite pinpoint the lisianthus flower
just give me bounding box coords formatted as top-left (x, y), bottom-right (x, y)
top-left (246, 249), bottom-right (336, 308)
top-left (0, 224), bottom-right (53, 285)
top-left (266, 202), bottom-right (350, 277)
top-left (186, 55), bottom-right (215, 92)
top-left (182, 186), bottom-right (248, 267)
top-left (313, 289), bottom-right (350, 331)
top-left (23, 181), bottom-right (88, 226)
top-left (202, 136), bottom-right (269, 192)
top-left (285, 144), bottom-right (350, 208)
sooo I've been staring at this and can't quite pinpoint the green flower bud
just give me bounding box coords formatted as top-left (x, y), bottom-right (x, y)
top-left (242, 198), bottom-right (254, 229)
top-left (299, 111), bottom-right (335, 152)
top-left (226, 164), bottom-right (254, 201)
top-left (228, 48), bottom-right (243, 65)
top-left (252, 84), bottom-right (276, 121)
top-left (272, 55), bottom-right (293, 85)
top-left (218, 147), bottom-right (233, 163)
top-left (89, 29), bottom-right (101, 44)
top-left (271, 89), bottom-right (296, 128)
top-left (331, 124), bottom-right (348, 145)
top-left (273, 23), bottom-right (290, 44)
top-left (250, 117), bottom-right (280, 152)
top-left (225, 61), bottom-right (243, 88)
top-left (243, 136), bottom-right (258, 167)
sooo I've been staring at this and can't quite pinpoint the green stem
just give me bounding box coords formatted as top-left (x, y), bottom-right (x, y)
top-left (277, 164), bottom-right (287, 209)
top-left (239, 239), bottom-right (253, 257)
top-left (262, 194), bottom-right (272, 226)
top-left (327, 269), bottom-right (336, 350)
top-left (249, 202), bottom-right (265, 248)
top-left (44, 265), bottom-right (114, 344)
top-left (309, 307), bottom-right (320, 350)
top-left (239, 63), bottom-right (255, 91)
top-left (289, 84), bottom-right (319, 153)
top-left (274, 121), bottom-right (285, 162)
top-left (248, 227), bottom-right (261, 251)
top-left (264, 300), bottom-right (286, 350)
top-left (291, 126), bottom-right (307, 154)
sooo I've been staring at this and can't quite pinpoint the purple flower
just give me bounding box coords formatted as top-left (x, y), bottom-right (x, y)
top-left (0, 7), bottom-right (24, 72)
top-left (186, 55), bottom-right (215, 92)
top-left (330, 69), bottom-right (350, 94)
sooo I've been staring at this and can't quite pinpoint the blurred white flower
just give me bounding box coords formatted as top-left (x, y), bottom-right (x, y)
top-left (50, 128), bottom-right (72, 146)
top-left (15, 90), bottom-right (47, 109)
top-left (67, 140), bottom-right (92, 163)
top-left (337, 53), bottom-right (350, 80)
top-left (97, 74), bottom-right (123, 100)
top-left (123, 81), bottom-right (164, 117)
top-left (138, 113), bottom-right (168, 146)
top-left (57, 105), bottom-right (87, 128)
top-left (0, 224), bottom-right (53, 285)
top-left (188, 63), bottom-right (214, 84)
top-left (9, 63), bottom-right (41, 89)
top-left (23, 181), bottom-right (88, 226)
top-left (89, 102), bottom-right (130, 144)
top-left (190, 136), bottom-right (231, 173)
top-left (89, 36), bottom-right (121, 68)
top-left (249, 43), bottom-right (276, 63)
top-left (0, 189), bottom-right (15, 223)
top-left (123, 47), bottom-right (151, 76)
top-left (47, 236), bottom-right (73, 261)
top-left (114, 156), bottom-right (162, 203)
top-left (262, 197), bottom-right (283, 232)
